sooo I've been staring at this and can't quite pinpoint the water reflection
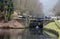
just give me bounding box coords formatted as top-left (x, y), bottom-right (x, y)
top-left (0, 29), bottom-right (58, 39)
top-left (0, 29), bottom-right (24, 39)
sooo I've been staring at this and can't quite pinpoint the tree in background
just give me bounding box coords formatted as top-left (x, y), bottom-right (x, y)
top-left (0, 0), bottom-right (14, 22)
top-left (13, 0), bottom-right (44, 17)
top-left (53, 0), bottom-right (60, 16)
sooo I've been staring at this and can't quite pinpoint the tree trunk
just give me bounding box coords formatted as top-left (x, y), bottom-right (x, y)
top-left (4, 10), bottom-right (8, 22)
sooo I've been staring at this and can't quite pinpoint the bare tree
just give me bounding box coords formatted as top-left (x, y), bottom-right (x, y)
top-left (13, 0), bottom-right (44, 17)
top-left (53, 0), bottom-right (60, 16)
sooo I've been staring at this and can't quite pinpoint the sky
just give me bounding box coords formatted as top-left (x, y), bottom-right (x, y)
top-left (39, 0), bottom-right (58, 16)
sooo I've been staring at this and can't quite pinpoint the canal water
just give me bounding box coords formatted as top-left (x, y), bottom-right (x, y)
top-left (0, 29), bottom-right (57, 39)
